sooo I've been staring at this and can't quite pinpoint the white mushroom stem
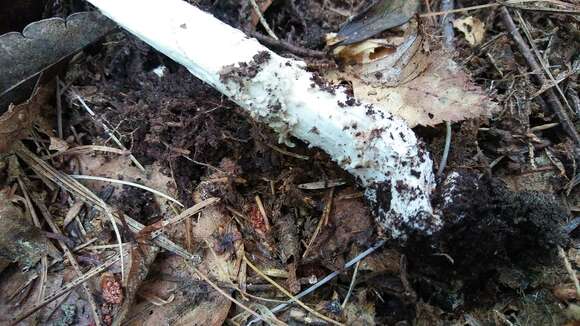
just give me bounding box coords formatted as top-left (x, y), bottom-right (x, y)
top-left (87, 0), bottom-right (441, 239)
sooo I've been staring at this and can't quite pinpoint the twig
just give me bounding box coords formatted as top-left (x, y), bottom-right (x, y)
top-left (558, 246), bottom-right (580, 299)
top-left (297, 179), bottom-right (346, 190)
top-left (11, 254), bottom-right (121, 325)
top-left (499, 7), bottom-right (580, 146)
top-left (399, 255), bottom-right (417, 302)
top-left (71, 89), bottom-right (146, 172)
top-left (423, 0), bottom-right (438, 26)
top-left (14, 143), bottom-right (199, 267)
top-left (248, 0), bottom-right (278, 40)
top-left (243, 255), bottom-right (344, 326)
top-left (440, 0), bottom-right (455, 49)
top-left (438, 122), bottom-right (452, 177)
top-left (16, 176), bottom-right (49, 305)
top-left (254, 195), bottom-right (271, 232)
top-left (56, 78), bottom-right (63, 139)
top-left (181, 155), bottom-right (225, 173)
top-left (341, 261), bottom-right (360, 308)
top-left (437, 0), bottom-right (454, 178)
top-left (302, 187), bottom-right (334, 258)
top-left (498, 0), bottom-right (580, 15)
top-left (420, 3), bottom-right (499, 17)
top-left (44, 145), bottom-right (129, 159)
top-left (248, 239), bottom-right (386, 325)
top-left (250, 32), bottom-right (326, 58)
top-left (27, 185), bottom-right (103, 326)
top-left (419, 0), bottom-right (579, 18)
top-left (149, 197), bottom-right (220, 238)
top-left (531, 69), bottom-right (578, 99)
top-left (70, 174), bottom-right (183, 207)
top-left (266, 143), bottom-right (310, 160)
top-left (514, 10), bottom-right (574, 114)
top-left (530, 122), bottom-right (559, 132)
top-left (185, 260), bottom-right (286, 326)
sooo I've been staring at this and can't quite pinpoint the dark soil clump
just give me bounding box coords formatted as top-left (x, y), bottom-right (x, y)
top-left (405, 169), bottom-right (568, 308)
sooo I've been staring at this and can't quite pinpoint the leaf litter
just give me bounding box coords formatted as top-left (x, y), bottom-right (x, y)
top-left (0, 0), bottom-right (578, 325)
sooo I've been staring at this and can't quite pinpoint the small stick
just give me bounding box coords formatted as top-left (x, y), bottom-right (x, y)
top-left (56, 78), bottom-right (63, 139)
top-left (558, 246), bottom-right (580, 299)
top-left (25, 179), bottom-right (103, 326)
top-left (71, 89), bottom-right (146, 172)
top-left (514, 10), bottom-right (574, 114)
top-left (149, 197), bottom-right (220, 238)
top-left (302, 187), bottom-right (334, 258)
top-left (438, 122), bottom-right (452, 177)
top-left (440, 0), bottom-right (455, 49)
top-left (15, 143), bottom-right (198, 270)
top-left (70, 174), bottom-right (183, 207)
top-left (243, 255), bottom-right (344, 326)
top-left (254, 195), bottom-right (271, 231)
top-left (437, 0), bottom-right (454, 177)
top-left (423, 0), bottom-right (438, 26)
top-left (248, 239), bottom-right (386, 325)
top-left (185, 260), bottom-right (286, 326)
top-left (11, 254), bottom-right (121, 325)
top-left (499, 7), bottom-right (580, 146)
top-left (250, 32), bottom-right (326, 58)
top-left (16, 177), bottom-right (49, 305)
top-left (341, 261), bottom-right (360, 308)
top-left (266, 143), bottom-right (310, 160)
top-left (248, 0), bottom-right (278, 40)
top-left (181, 155), bottom-right (225, 173)
top-left (420, 3), bottom-right (499, 17)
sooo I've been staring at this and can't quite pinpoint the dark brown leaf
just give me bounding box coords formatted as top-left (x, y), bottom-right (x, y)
top-left (336, 0), bottom-right (420, 45)
top-left (0, 12), bottom-right (115, 111)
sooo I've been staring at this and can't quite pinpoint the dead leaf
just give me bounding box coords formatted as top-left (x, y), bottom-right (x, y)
top-left (565, 303), bottom-right (580, 321)
top-left (554, 286), bottom-right (577, 301)
top-left (453, 16), bottom-right (486, 47)
top-left (0, 81), bottom-right (53, 152)
top-left (124, 169), bottom-right (242, 325)
top-left (0, 189), bottom-right (55, 268)
top-left (0, 12), bottom-right (115, 110)
top-left (342, 290), bottom-right (376, 325)
top-left (331, 20), bottom-right (426, 86)
top-left (49, 136), bottom-right (69, 152)
top-left (336, 0), bottom-right (420, 45)
top-left (308, 189), bottom-right (373, 269)
top-left (328, 22), bottom-right (497, 127)
top-left (74, 153), bottom-right (177, 324)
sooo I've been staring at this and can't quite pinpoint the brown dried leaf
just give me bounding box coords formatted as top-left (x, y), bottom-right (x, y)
top-left (308, 189), bottom-right (373, 269)
top-left (0, 82), bottom-right (52, 152)
top-left (342, 290), bottom-right (376, 325)
top-left (49, 136), bottom-right (69, 153)
top-left (125, 170), bottom-right (242, 325)
top-left (328, 21), bottom-right (497, 127)
top-left (0, 189), bottom-right (54, 268)
top-left (453, 16), bottom-right (486, 47)
top-left (74, 153), bottom-right (175, 324)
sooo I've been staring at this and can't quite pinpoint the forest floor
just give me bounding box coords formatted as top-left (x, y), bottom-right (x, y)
top-left (0, 0), bottom-right (579, 325)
